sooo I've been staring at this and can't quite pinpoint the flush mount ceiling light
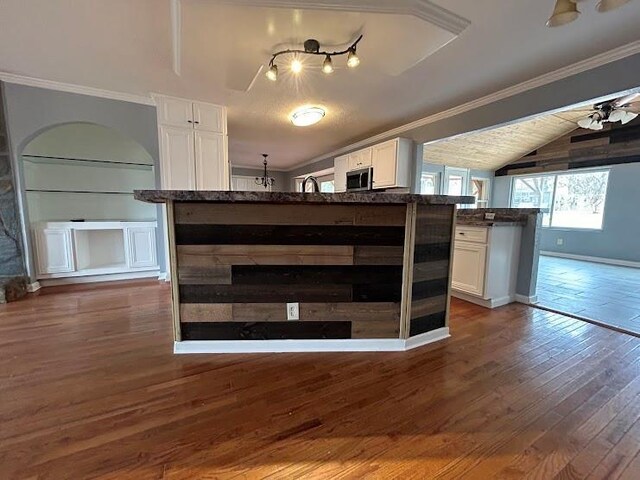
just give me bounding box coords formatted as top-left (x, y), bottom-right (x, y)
top-left (289, 106), bottom-right (326, 127)
top-left (547, 0), bottom-right (632, 27)
top-left (265, 35), bottom-right (362, 81)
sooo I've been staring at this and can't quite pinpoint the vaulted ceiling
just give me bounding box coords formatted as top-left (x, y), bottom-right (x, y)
top-left (0, 0), bottom-right (639, 169)
top-left (422, 108), bottom-right (588, 171)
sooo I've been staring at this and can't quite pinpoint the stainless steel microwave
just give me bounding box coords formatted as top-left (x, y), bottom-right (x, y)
top-left (346, 167), bottom-right (373, 192)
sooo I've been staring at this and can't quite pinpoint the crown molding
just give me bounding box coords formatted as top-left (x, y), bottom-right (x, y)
top-left (231, 163), bottom-right (288, 172)
top-left (0, 71), bottom-right (155, 106)
top-left (214, 0), bottom-right (469, 34)
top-left (287, 40), bottom-right (640, 172)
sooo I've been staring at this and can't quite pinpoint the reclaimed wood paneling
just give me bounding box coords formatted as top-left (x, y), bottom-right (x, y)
top-left (230, 265), bottom-right (403, 286)
top-left (175, 203), bottom-right (406, 226)
top-left (353, 246), bottom-right (404, 265)
top-left (180, 303), bottom-right (232, 322)
top-left (409, 204), bottom-right (454, 337)
top-left (181, 321), bottom-right (352, 340)
top-left (178, 245), bottom-right (355, 266)
top-left (178, 266), bottom-right (231, 285)
top-left (180, 284), bottom-right (353, 304)
top-left (180, 302), bottom-right (400, 334)
top-left (175, 224), bottom-right (406, 246)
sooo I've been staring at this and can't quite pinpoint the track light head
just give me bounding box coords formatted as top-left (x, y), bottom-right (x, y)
top-left (322, 55), bottom-right (334, 74)
top-left (265, 64), bottom-right (278, 81)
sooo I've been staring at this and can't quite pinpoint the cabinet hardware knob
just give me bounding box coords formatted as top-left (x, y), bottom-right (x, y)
top-left (194, 121), bottom-right (200, 124)
top-left (187, 120), bottom-right (193, 123)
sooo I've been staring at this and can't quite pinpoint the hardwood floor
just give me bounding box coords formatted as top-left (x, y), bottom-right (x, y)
top-left (1, 281), bottom-right (639, 479)
top-left (536, 255), bottom-right (640, 336)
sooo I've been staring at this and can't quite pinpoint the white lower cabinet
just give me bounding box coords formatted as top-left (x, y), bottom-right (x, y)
top-left (451, 241), bottom-right (486, 296)
top-left (452, 225), bottom-right (521, 308)
top-left (33, 221), bottom-right (159, 281)
top-left (34, 227), bottom-right (75, 274)
top-left (125, 226), bottom-right (158, 268)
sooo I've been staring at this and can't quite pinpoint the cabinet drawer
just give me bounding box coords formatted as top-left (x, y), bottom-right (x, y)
top-left (455, 226), bottom-right (488, 244)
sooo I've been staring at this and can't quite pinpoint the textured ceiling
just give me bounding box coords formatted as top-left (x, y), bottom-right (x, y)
top-left (0, 1), bottom-right (639, 169)
top-left (422, 109), bottom-right (588, 171)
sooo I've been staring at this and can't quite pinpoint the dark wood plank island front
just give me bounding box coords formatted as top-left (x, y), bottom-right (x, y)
top-left (135, 191), bottom-right (474, 353)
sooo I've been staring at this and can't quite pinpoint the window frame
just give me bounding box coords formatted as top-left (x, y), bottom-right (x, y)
top-left (509, 168), bottom-right (610, 231)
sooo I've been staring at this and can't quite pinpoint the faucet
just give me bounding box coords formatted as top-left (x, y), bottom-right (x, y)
top-left (301, 175), bottom-right (320, 193)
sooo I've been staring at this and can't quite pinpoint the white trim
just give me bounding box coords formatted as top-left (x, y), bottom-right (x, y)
top-left (215, 0), bottom-right (470, 34)
top-left (158, 272), bottom-right (169, 282)
top-left (404, 327), bottom-right (450, 350)
top-left (514, 294), bottom-right (537, 305)
top-left (0, 71), bottom-right (154, 105)
top-left (451, 290), bottom-right (514, 308)
top-left (174, 327), bottom-right (450, 353)
top-left (170, 0), bottom-right (182, 76)
top-left (231, 163), bottom-right (288, 172)
top-left (540, 251), bottom-right (640, 269)
top-left (287, 40), bottom-right (640, 172)
top-left (39, 270), bottom-right (160, 286)
top-left (27, 281), bottom-right (41, 293)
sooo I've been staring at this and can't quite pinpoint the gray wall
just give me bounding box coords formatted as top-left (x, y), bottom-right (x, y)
top-left (1, 82), bottom-right (164, 280)
top-left (231, 166), bottom-right (289, 192)
top-left (492, 163), bottom-right (640, 263)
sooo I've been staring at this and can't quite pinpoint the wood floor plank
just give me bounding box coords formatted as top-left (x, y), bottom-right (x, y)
top-left (0, 281), bottom-right (638, 479)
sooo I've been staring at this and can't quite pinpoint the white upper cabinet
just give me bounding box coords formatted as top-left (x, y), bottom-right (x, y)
top-left (154, 95), bottom-right (229, 191)
top-left (195, 131), bottom-right (229, 190)
top-left (348, 148), bottom-right (372, 170)
top-left (334, 155), bottom-right (348, 193)
top-left (159, 125), bottom-right (196, 189)
top-left (335, 138), bottom-right (412, 191)
top-left (193, 102), bottom-right (226, 134)
top-left (156, 96), bottom-right (194, 128)
top-left (372, 139), bottom-right (398, 188)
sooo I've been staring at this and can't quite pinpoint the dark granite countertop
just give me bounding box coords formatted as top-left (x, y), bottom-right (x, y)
top-left (457, 220), bottom-right (526, 227)
top-left (134, 190), bottom-right (476, 205)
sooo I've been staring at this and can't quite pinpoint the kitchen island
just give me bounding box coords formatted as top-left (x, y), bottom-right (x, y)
top-left (135, 191), bottom-right (474, 353)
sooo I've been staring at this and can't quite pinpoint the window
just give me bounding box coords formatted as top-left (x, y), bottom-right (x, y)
top-left (470, 178), bottom-right (490, 209)
top-left (420, 173), bottom-right (439, 194)
top-left (320, 180), bottom-right (335, 193)
top-left (296, 174), bottom-right (334, 192)
top-left (510, 170), bottom-right (609, 229)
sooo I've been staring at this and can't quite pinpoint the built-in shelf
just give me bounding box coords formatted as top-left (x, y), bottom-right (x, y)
top-left (22, 154), bottom-right (154, 171)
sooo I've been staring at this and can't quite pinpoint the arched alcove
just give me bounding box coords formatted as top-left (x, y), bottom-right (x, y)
top-left (21, 122), bottom-right (156, 222)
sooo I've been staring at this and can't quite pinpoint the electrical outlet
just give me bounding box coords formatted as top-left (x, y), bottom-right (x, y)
top-left (484, 212), bottom-right (496, 220)
top-left (556, 238), bottom-right (564, 246)
top-left (286, 302), bottom-right (299, 321)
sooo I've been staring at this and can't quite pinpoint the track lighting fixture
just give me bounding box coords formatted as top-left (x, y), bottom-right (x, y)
top-left (266, 35), bottom-right (362, 82)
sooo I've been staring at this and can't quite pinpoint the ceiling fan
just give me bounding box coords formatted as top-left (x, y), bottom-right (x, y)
top-left (575, 93), bottom-right (640, 130)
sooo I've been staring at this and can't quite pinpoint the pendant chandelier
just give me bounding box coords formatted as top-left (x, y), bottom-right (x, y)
top-left (265, 35), bottom-right (362, 81)
top-left (255, 154), bottom-right (275, 189)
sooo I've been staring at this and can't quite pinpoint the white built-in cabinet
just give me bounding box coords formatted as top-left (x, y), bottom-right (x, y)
top-left (34, 222), bottom-right (158, 280)
top-left (154, 95), bottom-right (229, 190)
top-left (451, 225), bottom-right (521, 308)
top-left (334, 137), bottom-right (412, 192)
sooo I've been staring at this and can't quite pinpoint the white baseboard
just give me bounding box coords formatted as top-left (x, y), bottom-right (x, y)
top-left (451, 290), bottom-right (514, 308)
top-left (405, 327), bottom-right (450, 350)
top-left (39, 271), bottom-right (160, 286)
top-left (27, 281), bottom-right (41, 293)
top-left (174, 327), bottom-right (450, 354)
top-left (515, 294), bottom-right (538, 305)
top-left (541, 251), bottom-right (640, 269)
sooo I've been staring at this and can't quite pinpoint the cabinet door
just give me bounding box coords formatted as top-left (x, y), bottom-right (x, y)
top-left (334, 155), bottom-right (348, 192)
top-left (34, 228), bottom-right (75, 275)
top-left (125, 227), bottom-right (158, 269)
top-left (348, 148), bottom-right (373, 170)
top-left (195, 131), bottom-right (229, 190)
top-left (452, 241), bottom-right (487, 296)
top-left (372, 139), bottom-right (398, 188)
top-left (193, 102), bottom-right (226, 133)
top-left (156, 97), bottom-right (194, 128)
top-left (159, 126), bottom-right (196, 189)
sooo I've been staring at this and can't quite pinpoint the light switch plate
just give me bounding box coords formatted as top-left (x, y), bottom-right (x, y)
top-left (286, 302), bottom-right (299, 321)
